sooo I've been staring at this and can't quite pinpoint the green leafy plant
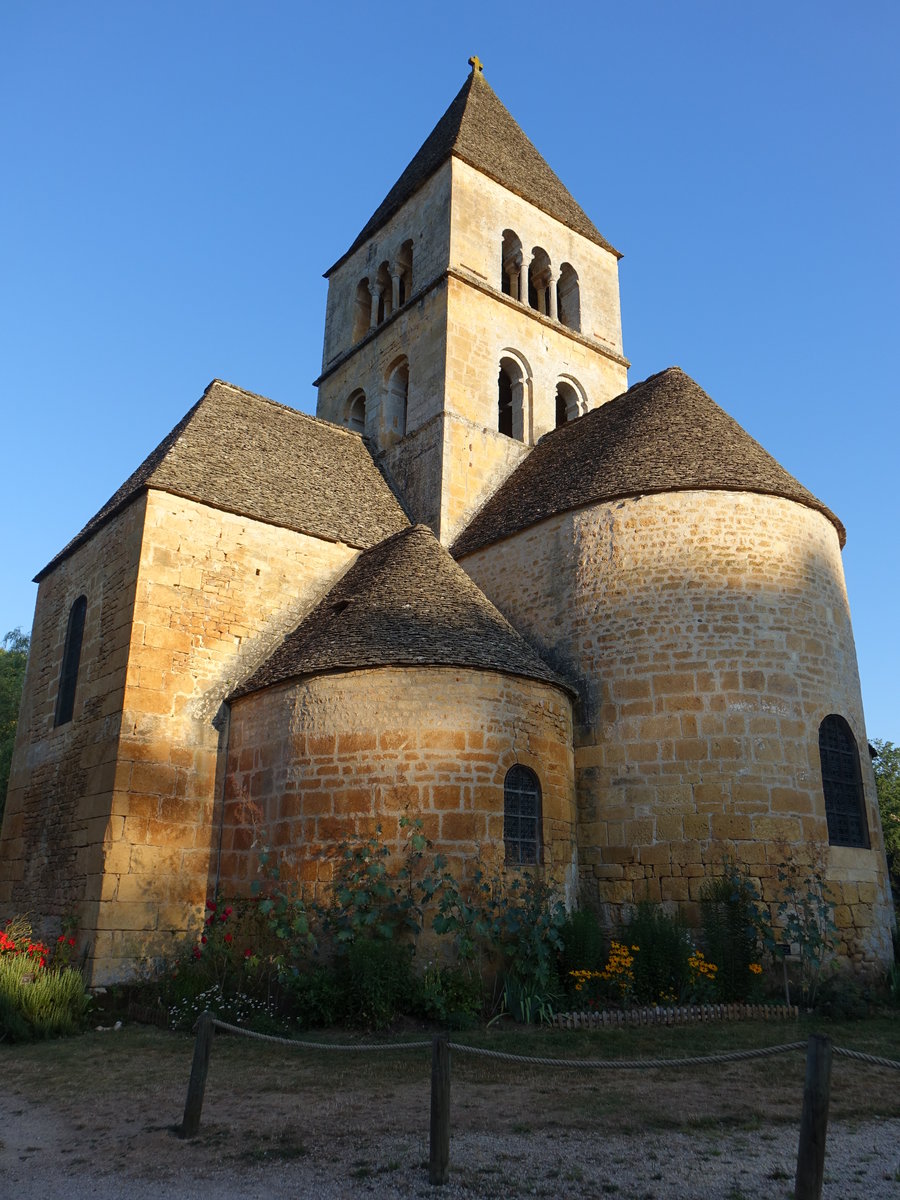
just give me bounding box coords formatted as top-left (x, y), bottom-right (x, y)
top-left (700, 859), bottom-right (771, 1002)
top-left (0, 916), bottom-right (90, 1041)
top-left (773, 844), bottom-right (837, 1008)
top-left (623, 903), bottom-right (691, 1004)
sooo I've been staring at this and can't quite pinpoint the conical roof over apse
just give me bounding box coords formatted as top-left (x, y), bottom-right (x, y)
top-left (231, 523), bottom-right (574, 700)
top-left (452, 367), bottom-right (845, 558)
top-left (327, 62), bottom-right (620, 274)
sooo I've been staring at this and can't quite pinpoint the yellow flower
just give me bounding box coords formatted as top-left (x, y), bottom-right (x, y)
top-left (749, 962), bottom-right (763, 975)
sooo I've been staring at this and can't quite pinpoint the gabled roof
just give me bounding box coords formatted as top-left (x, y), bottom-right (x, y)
top-left (231, 524), bottom-right (574, 700)
top-left (36, 380), bottom-right (409, 580)
top-left (452, 367), bottom-right (845, 558)
top-left (328, 66), bottom-right (620, 274)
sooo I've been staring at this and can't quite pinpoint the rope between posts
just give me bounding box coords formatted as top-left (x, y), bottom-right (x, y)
top-left (206, 1019), bottom-right (900, 1072)
top-left (209, 1017), bottom-right (431, 1052)
top-left (446, 1040), bottom-right (808, 1069)
top-left (832, 1047), bottom-right (900, 1070)
top-left (208, 1019), bottom-right (806, 1068)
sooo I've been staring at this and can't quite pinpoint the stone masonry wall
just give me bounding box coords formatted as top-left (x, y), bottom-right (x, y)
top-left (92, 490), bottom-right (357, 982)
top-left (220, 667), bottom-right (577, 908)
top-left (449, 157), bottom-right (625, 361)
top-left (459, 491), bottom-right (894, 967)
top-left (0, 497), bottom-right (145, 941)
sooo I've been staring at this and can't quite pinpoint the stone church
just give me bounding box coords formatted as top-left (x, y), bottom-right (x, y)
top-left (1, 61), bottom-right (893, 984)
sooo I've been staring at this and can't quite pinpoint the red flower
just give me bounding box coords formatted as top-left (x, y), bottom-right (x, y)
top-left (224, 933), bottom-right (233, 944)
top-left (243, 948), bottom-right (253, 959)
top-left (200, 935), bottom-right (208, 945)
top-left (192, 946), bottom-right (202, 959)
top-left (205, 899), bottom-right (217, 911)
top-left (68, 938), bottom-right (76, 947)
top-left (58, 935), bottom-right (66, 944)
top-left (223, 906), bottom-right (233, 918)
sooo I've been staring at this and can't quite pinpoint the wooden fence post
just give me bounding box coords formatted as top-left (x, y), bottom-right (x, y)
top-left (179, 1011), bottom-right (215, 1139)
top-left (429, 1035), bottom-right (450, 1185)
top-left (794, 1033), bottom-right (832, 1200)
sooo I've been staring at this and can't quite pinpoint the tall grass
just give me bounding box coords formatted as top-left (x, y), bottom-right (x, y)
top-left (0, 954), bottom-right (91, 1041)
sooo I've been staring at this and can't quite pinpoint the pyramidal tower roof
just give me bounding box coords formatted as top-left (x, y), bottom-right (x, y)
top-left (232, 524), bottom-right (573, 699)
top-left (328, 60), bottom-right (620, 274)
top-left (452, 367), bottom-right (845, 557)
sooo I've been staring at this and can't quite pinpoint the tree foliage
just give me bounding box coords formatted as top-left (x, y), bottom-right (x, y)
top-left (0, 629), bottom-right (29, 822)
top-left (872, 738), bottom-right (900, 892)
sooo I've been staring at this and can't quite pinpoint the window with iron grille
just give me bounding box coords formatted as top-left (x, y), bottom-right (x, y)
top-left (818, 714), bottom-right (869, 848)
top-left (504, 764), bottom-right (542, 865)
top-left (54, 594), bottom-right (87, 727)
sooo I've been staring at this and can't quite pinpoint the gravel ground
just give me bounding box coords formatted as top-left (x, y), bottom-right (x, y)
top-left (2, 1089), bottom-right (899, 1199)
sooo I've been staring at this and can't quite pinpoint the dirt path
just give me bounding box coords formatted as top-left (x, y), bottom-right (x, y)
top-left (1, 1025), bottom-right (898, 1198)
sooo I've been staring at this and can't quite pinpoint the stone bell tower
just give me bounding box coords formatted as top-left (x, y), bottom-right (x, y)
top-left (315, 57), bottom-right (630, 544)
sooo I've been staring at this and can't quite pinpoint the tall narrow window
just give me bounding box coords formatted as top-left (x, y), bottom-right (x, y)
top-left (384, 358), bottom-right (409, 443)
top-left (557, 263), bottom-right (581, 331)
top-left (498, 367), bottom-right (514, 437)
top-left (818, 714), bottom-right (869, 848)
top-left (501, 229), bottom-right (522, 298)
top-left (352, 278), bottom-right (370, 342)
top-left (55, 594), bottom-right (87, 727)
top-left (347, 390), bottom-right (366, 433)
top-left (504, 765), bottom-right (542, 865)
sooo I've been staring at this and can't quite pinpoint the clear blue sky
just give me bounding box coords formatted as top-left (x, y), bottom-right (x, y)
top-left (1, 2), bottom-right (897, 742)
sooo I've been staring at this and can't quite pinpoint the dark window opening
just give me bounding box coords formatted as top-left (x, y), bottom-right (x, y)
top-left (55, 594), bottom-right (87, 727)
top-left (818, 714), bottom-right (869, 848)
top-left (555, 390), bottom-right (568, 428)
top-left (498, 368), bottom-right (513, 437)
top-left (504, 764), bottom-right (542, 865)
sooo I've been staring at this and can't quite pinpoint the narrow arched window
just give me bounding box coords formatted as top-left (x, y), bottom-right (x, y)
top-left (55, 594), bottom-right (87, 727)
top-left (818, 714), bottom-right (869, 848)
top-left (501, 229), bottom-right (523, 298)
top-left (396, 239), bottom-right (414, 305)
top-left (555, 380), bottom-right (581, 427)
top-left (557, 263), bottom-right (581, 331)
top-left (504, 765), bottom-right (542, 865)
top-left (347, 390), bottom-right (366, 433)
top-left (385, 358), bottom-right (409, 442)
top-left (528, 247), bottom-right (551, 314)
top-left (352, 278), bottom-right (370, 342)
top-left (498, 366), bottom-right (514, 437)
top-left (375, 262), bottom-right (391, 324)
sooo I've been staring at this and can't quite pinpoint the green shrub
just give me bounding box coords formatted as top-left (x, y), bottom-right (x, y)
top-left (338, 938), bottom-right (413, 1029)
top-left (414, 963), bottom-right (483, 1028)
top-left (559, 908), bottom-right (605, 980)
top-left (623, 903), bottom-right (692, 1004)
top-left (281, 965), bottom-right (343, 1028)
top-left (700, 860), bottom-right (770, 1002)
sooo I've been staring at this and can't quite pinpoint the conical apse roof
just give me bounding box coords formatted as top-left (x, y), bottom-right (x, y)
top-left (232, 523), bottom-right (573, 699)
top-left (452, 367), bottom-right (845, 557)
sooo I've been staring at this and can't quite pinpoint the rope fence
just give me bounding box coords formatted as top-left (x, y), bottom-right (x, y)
top-left (178, 1012), bottom-right (900, 1200)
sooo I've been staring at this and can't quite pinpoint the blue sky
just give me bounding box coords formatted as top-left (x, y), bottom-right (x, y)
top-left (1, 2), bottom-right (897, 742)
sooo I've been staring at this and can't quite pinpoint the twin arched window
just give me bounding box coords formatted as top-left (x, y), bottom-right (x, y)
top-left (504, 765), bottom-right (542, 865)
top-left (818, 715), bottom-right (869, 848)
top-left (54, 595), bottom-right (87, 727)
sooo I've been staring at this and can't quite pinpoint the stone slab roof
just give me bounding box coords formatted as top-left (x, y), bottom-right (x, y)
top-left (36, 380), bottom-right (409, 580)
top-left (452, 367), bottom-right (845, 558)
top-left (231, 524), bottom-right (574, 700)
top-left (328, 66), bottom-right (619, 274)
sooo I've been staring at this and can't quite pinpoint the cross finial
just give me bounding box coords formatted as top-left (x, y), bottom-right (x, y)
top-left (468, 55), bottom-right (484, 74)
